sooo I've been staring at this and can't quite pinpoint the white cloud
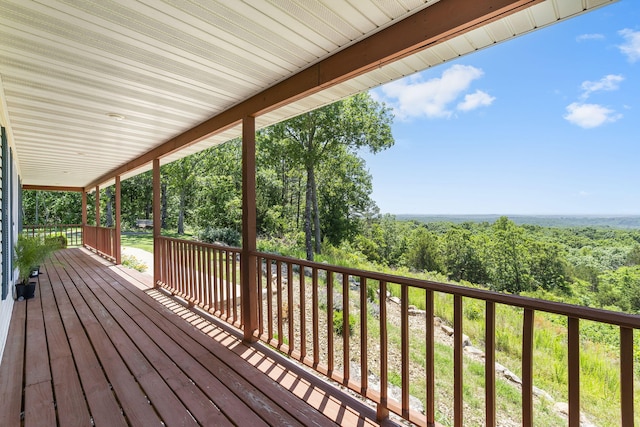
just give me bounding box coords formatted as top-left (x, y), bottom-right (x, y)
top-left (580, 74), bottom-right (624, 99)
top-left (564, 102), bottom-right (622, 129)
top-left (576, 33), bottom-right (604, 42)
top-left (379, 64), bottom-right (491, 120)
top-left (619, 29), bottom-right (640, 62)
top-left (457, 90), bottom-right (495, 111)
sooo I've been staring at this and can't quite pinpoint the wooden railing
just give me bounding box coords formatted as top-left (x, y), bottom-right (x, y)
top-left (155, 237), bottom-right (640, 426)
top-left (156, 236), bottom-right (242, 326)
top-left (22, 224), bottom-right (83, 247)
top-left (83, 225), bottom-right (118, 262)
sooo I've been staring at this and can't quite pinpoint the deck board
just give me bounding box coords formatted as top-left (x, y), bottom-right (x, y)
top-left (0, 247), bottom-right (400, 427)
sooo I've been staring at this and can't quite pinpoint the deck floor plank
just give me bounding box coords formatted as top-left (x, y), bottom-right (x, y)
top-left (59, 249), bottom-right (276, 427)
top-left (0, 248), bottom-right (401, 427)
top-left (39, 271), bottom-right (92, 426)
top-left (0, 301), bottom-right (27, 427)
top-left (57, 250), bottom-right (233, 427)
top-left (45, 259), bottom-right (129, 427)
top-left (48, 254), bottom-right (174, 427)
top-left (24, 280), bottom-right (57, 427)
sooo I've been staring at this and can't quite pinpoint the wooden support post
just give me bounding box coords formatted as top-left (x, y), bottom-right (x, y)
top-left (115, 176), bottom-right (122, 265)
top-left (94, 186), bottom-right (100, 226)
top-left (153, 159), bottom-right (161, 287)
top-left (241, 115), bottom-right (258, 342)
top-left (81, 191), bottom-right (87, 246)
top-left (95, 185), bottom-right (100, 250)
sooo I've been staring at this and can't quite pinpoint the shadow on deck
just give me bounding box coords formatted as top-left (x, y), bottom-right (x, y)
top-left (0, 248), bottom-right (400, 426)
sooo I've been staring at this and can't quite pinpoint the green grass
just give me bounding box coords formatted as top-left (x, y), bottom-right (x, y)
top-left (120, 230), bottom-right (194, 253)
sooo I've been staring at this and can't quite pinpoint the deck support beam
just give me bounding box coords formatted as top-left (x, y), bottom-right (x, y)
top-left (115, 176), bottom-right (122, 265)
top-left (81, 191), bottom-right (87, 246)
top-left (241, 115), bottom-right (258, 342)
top-left (153, 159), bottom-right (161, 287)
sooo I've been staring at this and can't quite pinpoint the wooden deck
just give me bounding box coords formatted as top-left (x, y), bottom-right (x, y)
top-left (0, 248), bottom-right (400, 427)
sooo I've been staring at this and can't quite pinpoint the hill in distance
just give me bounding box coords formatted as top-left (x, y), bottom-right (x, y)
top-left (394, 214), bottom-right (640, 229)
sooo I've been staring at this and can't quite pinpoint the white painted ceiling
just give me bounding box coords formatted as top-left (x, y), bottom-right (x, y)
top-left (0, 0), bottom-right (616, 188)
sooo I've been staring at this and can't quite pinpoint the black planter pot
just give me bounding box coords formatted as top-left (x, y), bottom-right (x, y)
top-left (15, 279), bottom-right (37, 301)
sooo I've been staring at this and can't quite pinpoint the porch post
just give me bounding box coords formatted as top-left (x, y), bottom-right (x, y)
top-left (95, 185), bottom-right (100, 250)
top-left (153, 158), bottom-right (161, 288)
top-left (94, 186), bottom-right (100, 226)
top-left (241, 115), bottom-right (258, 342)
top-left (81, 190), bottom-right (87, 246)
top-left (115, 176), bottom-right (122, 264)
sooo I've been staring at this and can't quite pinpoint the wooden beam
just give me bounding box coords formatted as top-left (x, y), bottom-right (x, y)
top-left (241, 116), bottom-right (258, 342)
top-left (153, 159), bottom-right (161, 287)
top-left (115, 176), bottom-right (121, 265)
top-left (94, 186), bottom-right (100, 227)
top-left (85, 0), bottom-right (540, 190)
top-left (81, 191), bottom-right (87, 246)
top-left (22, 185), bottom-right (84, 192)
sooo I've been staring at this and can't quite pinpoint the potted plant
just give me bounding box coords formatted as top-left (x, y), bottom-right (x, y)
top-left (13, 234), bottom-right (60, 300)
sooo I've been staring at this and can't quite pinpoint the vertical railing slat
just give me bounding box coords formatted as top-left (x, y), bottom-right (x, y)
top-left (401, 284), bottom-right (409, 418)
top-left (522, 308), bottom-right (534, 427)
top-left (267, 259), bottom-right (273, 341)
top-left (287, 261), bottom-right (294, 354)
top-left (360, 276), bottom-right (368, 395)
top-left (485, 301), bottom-right (496, 427)
top-left (342, 273), bottom-right (350, 384)
top-left (454, 295), bottom-right (463, 427)
top-left (276, 260), bottom-right (283, 347)
top-left (568, 317), bottom-right (580, 427)
top-left (426, 289), bottom-right (435, 427)
top-left (300, 266), bottom-right (307, 360)
top-left (620, 326), bottom-right (634, 427)
top-left (378, 280), bottom-right (389, 421)
top-left (312, 267), bottom-right (319, 366)
top-left (327, 272), bottom-right (334, 374)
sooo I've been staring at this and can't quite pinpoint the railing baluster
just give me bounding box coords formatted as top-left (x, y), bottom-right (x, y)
top-left (360, 276), bottom-right (368, 396)
top-left (287, 261), bottom-right (294, 354)
top-left (233, 250), bottom-right (238, 324)
top-left (226, 249), bottom-right (232, 318)
top-left (267, 259), bottom-right (273, 341)
top-left (620, 326), bottom-right (634, 427)
top-left (312, 267), bottom-right (319, 367)
top-left (343, 273), bottom-right (350, 385)
top-left (327, 272), bottom-right (334, 375)
top-left (257, 257), bottom-right (263, 336)
top-left (401, 284), bottom-right (409, 418)
top-left (454, 295), bottom-right (463, 427)
top-left (568, 317), bottom-right (580, 427)
top-left (426, 289), bottom-right (435, 427)
top-left (485, 301), bottom-right (496, 427)
top-left (299, 265), bottom-right (306, 360)
top-left (378, 280), bottom-right (389, 421)
top-left (276, 260), bottom-right (283, 347)
top-left (522, 308), bottom-right (534, 427)
top-left (213, 248), bottom-right (219, 313)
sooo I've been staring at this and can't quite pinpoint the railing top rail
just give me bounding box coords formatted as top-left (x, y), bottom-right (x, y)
top-left (24, 224), bottom-right (83, 227)
top-left (157, 235), bottom-right (241, 252)
top-left (255, 250), bottom-right (640, 329)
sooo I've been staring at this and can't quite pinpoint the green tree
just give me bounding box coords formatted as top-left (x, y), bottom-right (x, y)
top-left (487, 217), bottom-right (533, 293)
top-left (164, 153), bottom-right (203, 234)
top-left (263, 92), bottom-right (394, 260)
top-left (406, 227), bottom-right (444, 273)
top-left (443, 227), bottom-right (488, 284)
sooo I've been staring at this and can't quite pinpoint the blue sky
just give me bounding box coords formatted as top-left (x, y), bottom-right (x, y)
top-left (363, 0), bottom-right (640, 216)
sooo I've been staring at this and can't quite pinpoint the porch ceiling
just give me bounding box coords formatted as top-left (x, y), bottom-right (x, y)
top-left (0, 0), bottom-right (616, 189)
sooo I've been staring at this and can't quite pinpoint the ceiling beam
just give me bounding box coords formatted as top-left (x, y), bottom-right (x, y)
top-left (86, 0), bottom-right (542, 189)
top-left (23, 185), bottom-right (84, 192)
